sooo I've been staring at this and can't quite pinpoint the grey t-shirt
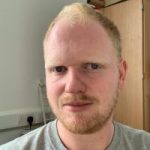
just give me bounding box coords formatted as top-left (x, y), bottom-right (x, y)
top-left (0, 120), bottom-right (150, 150)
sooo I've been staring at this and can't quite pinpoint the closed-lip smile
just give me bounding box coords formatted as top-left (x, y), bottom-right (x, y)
top-left (63, 101), bottom-right (93, 112)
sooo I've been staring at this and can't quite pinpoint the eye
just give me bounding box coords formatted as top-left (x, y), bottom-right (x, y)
top-left (90, 63), bottom-right (99, 69)
top-left (56, 66), bottom-right (67, 72)
top-left (84, 63), bottom-right (101, 70)
top-left (50, 66), bottom-right (67, 74)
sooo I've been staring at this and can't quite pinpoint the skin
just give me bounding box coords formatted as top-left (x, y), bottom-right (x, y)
top-left (44, 18), bottom-right (127, 150)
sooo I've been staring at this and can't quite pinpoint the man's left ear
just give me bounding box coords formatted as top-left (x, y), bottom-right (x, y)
top-left (118, 59), bottom-right (127, 89)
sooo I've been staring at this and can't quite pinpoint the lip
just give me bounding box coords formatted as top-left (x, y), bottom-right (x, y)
top-left (63, 101), bottom-right (93, 112)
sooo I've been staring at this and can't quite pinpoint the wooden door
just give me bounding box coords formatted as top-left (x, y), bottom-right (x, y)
top-left (143, 0), bottom-right (150, 131)
top-left (103, 0), bottom-right (144, 129)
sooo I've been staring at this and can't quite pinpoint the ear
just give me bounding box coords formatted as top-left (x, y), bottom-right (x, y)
top-left (118, 59), bottom-right (127, 89)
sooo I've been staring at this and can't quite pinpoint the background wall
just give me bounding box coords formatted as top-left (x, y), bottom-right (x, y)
top-left (0, 0), bottom-right (86, 145)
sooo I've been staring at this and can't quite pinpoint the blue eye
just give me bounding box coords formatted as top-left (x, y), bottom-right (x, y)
top-left (84, 63), bottom-right (100, 70)
top-left (90, 63), bottom-right (99, 69)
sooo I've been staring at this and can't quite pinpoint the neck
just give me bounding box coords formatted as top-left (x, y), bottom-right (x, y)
top-left (57, 119), bottom-right (114, 150)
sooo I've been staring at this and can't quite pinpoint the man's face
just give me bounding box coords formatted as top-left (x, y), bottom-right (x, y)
top-left (44, 18), bottom-right (126, 134)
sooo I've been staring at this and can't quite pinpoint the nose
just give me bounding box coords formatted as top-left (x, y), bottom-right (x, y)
top-left (64, 69), bottom-right (86, 93)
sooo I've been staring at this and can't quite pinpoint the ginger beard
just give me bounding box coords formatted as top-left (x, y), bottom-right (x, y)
top-left (50, 91), bottom-right (118, 134)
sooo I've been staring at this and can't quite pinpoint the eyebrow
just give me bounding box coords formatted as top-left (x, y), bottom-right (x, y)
top-left (45, 63), bottom-right (54, 69)
top-left (45, 60), bottom-right (108, 69)
top-left (44, 57), bottom-right (60, 68)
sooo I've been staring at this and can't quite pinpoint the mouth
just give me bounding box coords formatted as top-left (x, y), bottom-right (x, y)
top-left (63, 101), bottom-right (93, 112)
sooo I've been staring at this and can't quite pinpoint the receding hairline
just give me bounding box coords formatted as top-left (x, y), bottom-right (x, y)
top-left (43, 2), bottom-right (121, 59)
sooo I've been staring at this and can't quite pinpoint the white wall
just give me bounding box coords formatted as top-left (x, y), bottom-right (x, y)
top-left (0, 0), bottom-right (86, 145)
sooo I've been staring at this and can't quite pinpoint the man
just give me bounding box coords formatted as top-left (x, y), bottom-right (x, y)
top-left (1, 2), bottom-right (150, 150)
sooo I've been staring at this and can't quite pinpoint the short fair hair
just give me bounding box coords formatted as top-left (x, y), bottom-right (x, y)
top-left (43, 3), bottom-right (121, 59)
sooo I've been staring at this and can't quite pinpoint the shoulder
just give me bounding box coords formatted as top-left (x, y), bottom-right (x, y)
top-left (0, 120), bottom-right (56, 150)
top-left (115, 122), bottom-right (150, 138)
top-left (113, 122), bottom-right (150, 149)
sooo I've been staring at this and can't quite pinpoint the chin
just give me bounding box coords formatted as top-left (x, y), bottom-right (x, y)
top-left (57, 111), bottom-right (113, 134)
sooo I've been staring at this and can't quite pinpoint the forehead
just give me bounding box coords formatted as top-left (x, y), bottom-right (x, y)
top-left (45, 18), bottom-right (117, 65)
top-left (48, 18), bottom-right (112, 46)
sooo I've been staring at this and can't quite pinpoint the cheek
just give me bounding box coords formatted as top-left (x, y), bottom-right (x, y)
top-left (46, 74), bottom-right (64, 103)
top-left (90, 71), bottom-right (119, 97)
top-left (46, 81), bottom-right (63, 113)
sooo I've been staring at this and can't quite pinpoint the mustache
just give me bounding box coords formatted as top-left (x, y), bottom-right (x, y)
top-left (59, 94), bottom-right (98, 104)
